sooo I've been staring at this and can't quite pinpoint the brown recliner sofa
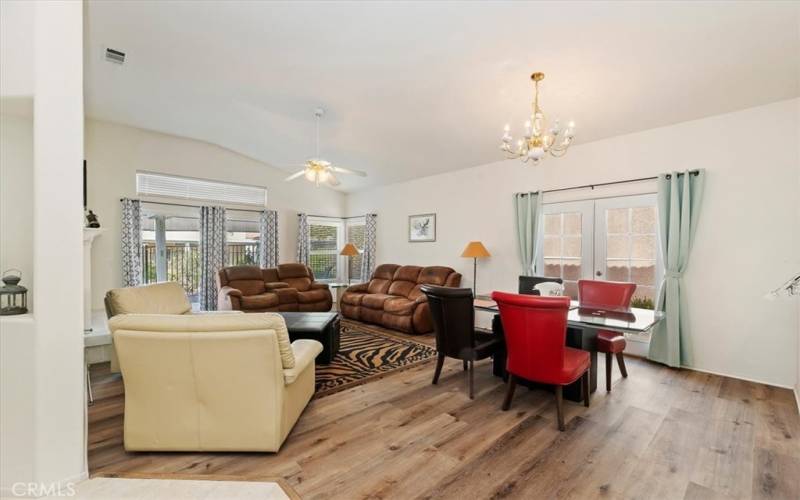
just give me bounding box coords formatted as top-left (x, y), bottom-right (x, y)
top-left (217, 263), bottom-right (333, 312)
top-left (340, 264), bottom-right (461, 334)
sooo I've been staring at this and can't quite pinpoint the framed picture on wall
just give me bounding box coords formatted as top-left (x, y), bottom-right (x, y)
top-left (408, 213), bottom-right (436, 242)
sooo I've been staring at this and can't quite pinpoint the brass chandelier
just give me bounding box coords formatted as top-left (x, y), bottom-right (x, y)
top-left (500, 72), bottom-right (575, 164)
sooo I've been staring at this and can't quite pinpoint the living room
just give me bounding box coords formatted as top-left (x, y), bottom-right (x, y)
top-left (1, 1), bottom-right (799, 499)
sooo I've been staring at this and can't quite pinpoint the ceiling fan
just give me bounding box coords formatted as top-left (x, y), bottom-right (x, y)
top-left (284, 108), bottom-right (367, 187)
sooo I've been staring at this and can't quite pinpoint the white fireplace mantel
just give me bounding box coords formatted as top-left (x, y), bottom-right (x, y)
top-left (83, 227), bottom-right (106, 332)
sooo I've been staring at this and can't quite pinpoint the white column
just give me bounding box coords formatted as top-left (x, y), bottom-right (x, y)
top-left (32, 0), bottom-right (86, 488)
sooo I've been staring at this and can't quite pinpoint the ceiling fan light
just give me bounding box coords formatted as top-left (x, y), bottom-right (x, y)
top-left (318, 169), bottom-right (329, 183)
top-left (304, 169), bottom-right (316, 181)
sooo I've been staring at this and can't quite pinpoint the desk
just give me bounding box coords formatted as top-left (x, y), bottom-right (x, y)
top-left (475, 297), bottom-right (663, 402)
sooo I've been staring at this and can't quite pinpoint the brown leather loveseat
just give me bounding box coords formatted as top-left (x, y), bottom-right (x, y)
top-left (217, 263), bottom-right (333, 312)
top-left (340, 264), bottom-right (461, 334)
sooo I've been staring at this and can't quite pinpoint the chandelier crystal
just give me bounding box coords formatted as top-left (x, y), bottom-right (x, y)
top-left (500, 72), bottom-right (575, 164)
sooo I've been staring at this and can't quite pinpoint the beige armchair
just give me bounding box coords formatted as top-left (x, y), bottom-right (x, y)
top-left (109, 312), bottom-right (322, 452)
top-left (105, 282), bottom-right (239, 372)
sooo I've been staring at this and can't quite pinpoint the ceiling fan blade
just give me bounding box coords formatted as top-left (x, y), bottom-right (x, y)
top-left (330, 166), bottom-right (367, 177)
top-left (285, 169), bottom-right (307, 181)
top-left (326, 172), bottom-right (341, 186)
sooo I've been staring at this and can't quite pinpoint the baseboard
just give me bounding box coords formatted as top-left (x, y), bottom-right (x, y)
top-left (1, 471), bottom-right (88, 498)
top-left (679, 364), bottom-right (794, 391)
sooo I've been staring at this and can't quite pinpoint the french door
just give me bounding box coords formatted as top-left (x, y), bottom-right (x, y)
top-left (538, 194), bottom-right (662, 303)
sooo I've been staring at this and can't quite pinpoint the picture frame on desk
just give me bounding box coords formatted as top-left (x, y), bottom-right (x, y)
top-left (408, 213), bottom-right (436, 242)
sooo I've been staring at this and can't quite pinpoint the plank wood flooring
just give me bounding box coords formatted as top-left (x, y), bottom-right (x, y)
top-left (88, 333), bottom-right (800, 500)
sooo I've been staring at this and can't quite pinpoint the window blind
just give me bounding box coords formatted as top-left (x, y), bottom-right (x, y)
top-left (136, 171), bottom-right (267, 207)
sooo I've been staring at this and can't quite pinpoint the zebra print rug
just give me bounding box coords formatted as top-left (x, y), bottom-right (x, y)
top-left (314, 320), bottom-right (437, 398)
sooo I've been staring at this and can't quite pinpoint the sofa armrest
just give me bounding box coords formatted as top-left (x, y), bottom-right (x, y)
top-left (413, 295), bottom-right (428, 305)
top-left (220, 286), bottom-right (243, 297)
top-left (345, 282), bottom-right (369, 293)
top-left (310, 282), bottom-right (329, 290)
top-left (283, 339), bottom-right (323, 385)
top-left (265, 282), bottom-right (290, 291)
top-left (445, 272), bottom-right (462, 288)
top-left (218, 286), bottom-right (243, 311)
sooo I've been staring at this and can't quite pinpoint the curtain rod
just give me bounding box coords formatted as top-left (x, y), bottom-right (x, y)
top-left (122, 199), bottom-right (264, 214)
top-left (299, 214), bottom-right (377, 219)
top-left (517, 170), bottom-right (700, 196)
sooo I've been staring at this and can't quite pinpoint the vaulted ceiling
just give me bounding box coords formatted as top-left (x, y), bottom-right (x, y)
top-left (85, 1), bottom-right (800, 191)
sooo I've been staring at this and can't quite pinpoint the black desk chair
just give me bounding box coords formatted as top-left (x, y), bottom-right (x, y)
top-left (518, 275), bottom-right (564, 295)
top-left (421, 285), bottom-right (503, 399)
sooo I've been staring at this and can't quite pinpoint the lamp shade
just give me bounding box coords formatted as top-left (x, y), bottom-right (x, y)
top-left (461, 241), bottom-right (491, 258)
top-left (339, 243), bottom-right (360, 256)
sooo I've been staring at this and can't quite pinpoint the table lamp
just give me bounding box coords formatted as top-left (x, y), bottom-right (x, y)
top-left (461, 241), bottom-right (491, 296)
top-left (339, 243), bottom-right (360, 284)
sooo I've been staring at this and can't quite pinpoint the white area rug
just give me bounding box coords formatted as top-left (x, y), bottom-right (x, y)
top-left (43, 477), bottom-right (292, 500)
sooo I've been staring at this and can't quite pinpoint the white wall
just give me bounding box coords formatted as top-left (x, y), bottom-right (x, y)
top-left (347, 99), bottom-right (800, 388)
top-left (0, 110), bottom-right (34, 307)
top-left (0, 0), bottom-right (34, 97)
top-left (85, 119), bottom-right (347, 309)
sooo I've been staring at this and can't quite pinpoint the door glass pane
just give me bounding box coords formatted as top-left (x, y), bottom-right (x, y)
top-left (631, 262), bottom-right (656, 286)
top-left (309, 223), bottom-right (339, 281)
top-left (141, 210), bottom-right (201, 304)
top-left (602, 204), bottom-right (659, 309)
top-left (606, 235), bottom-right (629, 259)
top-left (543, 236), bottom-right (560, 256)
top-left (541, 212), bottom-right (583, 299)
top-left (562, 259), bottom-right (582, 280)
top-left (544, 214), bottom-right (561, 235)
top-left (606, 208), bottom-right (629, 233)
top-left (631, 207), bottom-right (656, 233)
top-left (544, 258), bottom-right (562, 278)
top-left (631, 235), bottom-right (655, 260)
top-left (226, 213), bottom-right (260, 267)
top-left (563, 213), bottom-right (581, 235)
top-left (562, 237), bottom-right (581, 258)
top-left (606, 261), bottom-right (630, 281)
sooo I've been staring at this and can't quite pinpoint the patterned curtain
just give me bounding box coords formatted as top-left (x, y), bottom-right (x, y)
top-left (199, 206), bottom-right (226, 311)
top-left (296, 213), bottom-right (310, 265)
top-left (258, 209), bottom-right (279, 268)
top-left (120, 198), bottom-right (142, 287)
top-left (360, 213), bottom-right (377, 280)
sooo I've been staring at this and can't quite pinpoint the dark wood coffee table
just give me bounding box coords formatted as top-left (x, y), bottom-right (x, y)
top-left (278, 312), bottom-right (340, 364)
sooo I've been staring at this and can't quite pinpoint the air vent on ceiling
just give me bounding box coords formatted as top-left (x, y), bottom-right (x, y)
top-left (105, 47), bottom-right (125, 64)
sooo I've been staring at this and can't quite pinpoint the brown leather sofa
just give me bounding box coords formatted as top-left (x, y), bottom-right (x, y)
top-left (340, 264), bottom-right (461, 334)
top-left (217, 264), bottom-right (333, 312)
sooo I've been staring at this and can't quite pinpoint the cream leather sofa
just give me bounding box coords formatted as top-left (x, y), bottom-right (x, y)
top-left (106, 282), bottom-right (322, 452)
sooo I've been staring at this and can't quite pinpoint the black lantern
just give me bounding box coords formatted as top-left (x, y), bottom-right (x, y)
top-left (1, 269), bottom-right (28, 315)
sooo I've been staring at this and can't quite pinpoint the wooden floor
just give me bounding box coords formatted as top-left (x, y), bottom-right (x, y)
top-left (89, 335), bottom-right (800, 500)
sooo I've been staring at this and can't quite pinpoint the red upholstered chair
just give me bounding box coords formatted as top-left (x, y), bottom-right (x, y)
top-left (577, 279), bottom-right (637, 392)
top-left (492, 291), bottom-right (590, 431)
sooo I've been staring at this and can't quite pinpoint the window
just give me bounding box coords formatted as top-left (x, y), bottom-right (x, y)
top-left (226, 210), bottom-right (260, 267)
top-left (136, 171), bottom-right (267, 207)
top-left (140, 203), bottom-right (262, 304)
top-left (346, 218), bottom-right (366, 282)
top-left (141, 205), bottom-right (201, 302)
top-left (308, 218), bottom-right (343, 282)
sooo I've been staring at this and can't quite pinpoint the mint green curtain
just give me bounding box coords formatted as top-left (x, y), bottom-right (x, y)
top-left (513, 191), bottom-right (542, 276)
top-left (648, 169), bottom-right (705, 367)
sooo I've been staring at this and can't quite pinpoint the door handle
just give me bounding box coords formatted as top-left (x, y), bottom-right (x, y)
top-left (596, 271), bottom-right (603, 277)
